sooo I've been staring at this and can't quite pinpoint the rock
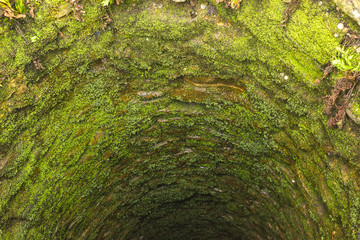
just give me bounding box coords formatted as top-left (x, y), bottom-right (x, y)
top-left (333, 0), bottom-right (360, 26)
top-left (346, 108), bottom-right (360, 124)
top-left (137, 91), bottom-right (164, 99)
top-left (55, 2), bottom-right (72, 19)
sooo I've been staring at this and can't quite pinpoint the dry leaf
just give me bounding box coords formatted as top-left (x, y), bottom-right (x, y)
top-left (29, 5), bottom-right (34, 18)
top-left (14, 13), bottom-right (25, 18)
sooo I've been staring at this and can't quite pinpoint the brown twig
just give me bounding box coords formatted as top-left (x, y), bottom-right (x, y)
top-left (325, 72), bottom-right (360, 128)
top-left (281, 0), bottom-right (301, 27)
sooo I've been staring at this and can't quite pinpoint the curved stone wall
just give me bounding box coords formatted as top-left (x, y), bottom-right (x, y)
top-left (1, 0), bottom-right (360, 239)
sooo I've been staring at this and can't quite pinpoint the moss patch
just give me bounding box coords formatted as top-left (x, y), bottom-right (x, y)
top-left (0, 0), bottom-right (360, 239)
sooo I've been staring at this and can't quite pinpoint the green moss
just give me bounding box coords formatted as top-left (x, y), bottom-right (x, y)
top-left (0, 0), bottom-right (360, 239)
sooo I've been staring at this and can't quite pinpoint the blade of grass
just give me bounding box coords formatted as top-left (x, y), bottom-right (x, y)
top-left (15, 0), bottom-right (25, 13)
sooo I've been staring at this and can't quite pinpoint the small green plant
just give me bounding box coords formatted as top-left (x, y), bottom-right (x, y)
top-left (0, 0), bottom-right (25, 18)
top-left (324, 46), bottom-right (360, 128)
top-left (14, 0), bottom-right (24, 13)
top-left (331, 47), bottom-right (360, 72)
top-left (0, 0), bottom-right (14, 12)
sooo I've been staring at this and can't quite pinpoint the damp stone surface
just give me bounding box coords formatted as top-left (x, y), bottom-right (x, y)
top-left (1, 0), bottom-right (360, 239)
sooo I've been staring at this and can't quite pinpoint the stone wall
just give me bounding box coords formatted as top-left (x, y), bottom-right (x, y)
top-left (1, 0), bottom-right (360, 239)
